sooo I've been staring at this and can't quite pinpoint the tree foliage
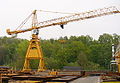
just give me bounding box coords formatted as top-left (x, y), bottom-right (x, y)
top-left (0, 33), bottom-right (120, 70)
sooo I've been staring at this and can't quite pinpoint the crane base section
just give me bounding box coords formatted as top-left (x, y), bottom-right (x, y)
top-left (23, 34), bottom-right (45, 72)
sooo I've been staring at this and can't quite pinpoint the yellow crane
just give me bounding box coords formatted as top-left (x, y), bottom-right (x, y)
top-left (6, 6), bottom-right (120, 72)
top-left (115, 43), bottom-right (120, 73)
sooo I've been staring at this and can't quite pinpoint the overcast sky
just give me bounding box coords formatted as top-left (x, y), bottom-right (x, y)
top-left (0, 0), bottom-right (120, 40)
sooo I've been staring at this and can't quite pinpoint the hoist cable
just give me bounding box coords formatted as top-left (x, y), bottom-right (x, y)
top-left (15, 13), bottom-right (33, 31)
top-left (38, 10), bottom-right (76, 14)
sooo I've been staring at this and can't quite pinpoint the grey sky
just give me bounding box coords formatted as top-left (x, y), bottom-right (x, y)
top-left (0, 0), bottom-right (120, 40)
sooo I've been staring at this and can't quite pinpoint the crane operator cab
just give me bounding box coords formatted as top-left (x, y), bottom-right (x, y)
top-left (32, 29), bottom-right (39, 35)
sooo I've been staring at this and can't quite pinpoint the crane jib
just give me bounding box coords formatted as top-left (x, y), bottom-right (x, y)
top-left (6, 6), bottom-right (120, 35)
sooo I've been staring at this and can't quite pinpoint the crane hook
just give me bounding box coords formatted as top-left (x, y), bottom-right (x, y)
top-left (60, 24), bottom-right (64, 29)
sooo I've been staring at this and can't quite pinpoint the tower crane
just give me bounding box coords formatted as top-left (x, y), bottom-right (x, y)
top-left (115, 43), bottom-right (120, 73)
top-left (6, 6), bottom-right (120, 72)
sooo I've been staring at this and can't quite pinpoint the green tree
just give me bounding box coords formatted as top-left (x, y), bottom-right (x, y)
top-left (98, 33), bottom-right (113, 44)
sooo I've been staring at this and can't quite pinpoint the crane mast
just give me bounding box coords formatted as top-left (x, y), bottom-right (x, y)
top-left (6, 6), bottom-right (120, 72)
top-left (115, 43), bottom-right (120, 73)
